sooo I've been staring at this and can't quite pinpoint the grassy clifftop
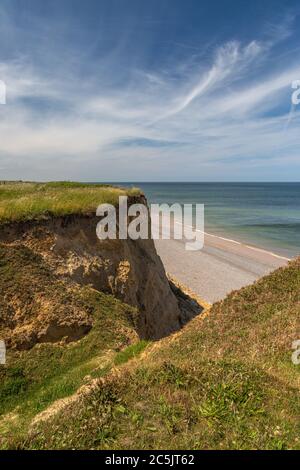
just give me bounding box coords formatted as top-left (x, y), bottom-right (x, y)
top-left (0, 181), bottom-right (140, 223)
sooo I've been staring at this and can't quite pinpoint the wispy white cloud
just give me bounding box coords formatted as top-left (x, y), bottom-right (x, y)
top-left (0, 4), bottom-right (299, 181)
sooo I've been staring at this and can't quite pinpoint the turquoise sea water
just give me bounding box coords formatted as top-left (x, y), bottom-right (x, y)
top-left (115, 183), bottom-right (300, 258)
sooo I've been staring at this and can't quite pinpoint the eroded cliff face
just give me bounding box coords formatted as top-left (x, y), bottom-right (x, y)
top-left (0, 197), bottom-right (184, 348)
top-left (34, 213), bottom-right (182, 339)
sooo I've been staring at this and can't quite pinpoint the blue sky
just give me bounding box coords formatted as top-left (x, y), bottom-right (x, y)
top-left (0, 0), bottom-right (300, 181)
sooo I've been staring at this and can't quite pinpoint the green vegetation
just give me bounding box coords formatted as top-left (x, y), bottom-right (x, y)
top-left (0, 181), bottom-right (141, 223)
top-left (3, 258), bottom-right (298, 450)
top-left (114, 341), bottom-right (149, 366)
top-left (0, 187), bottom-right (144, 447)
top-left (0, 283), bottom-right (141, 446)
top-left (0, 181), bottom-right (298, 450)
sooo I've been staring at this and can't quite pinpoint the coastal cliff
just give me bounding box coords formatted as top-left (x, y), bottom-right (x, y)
top-left (0, 195), bottom-right (187, 350)
top-left (0, 183), bottom-right (298, 450)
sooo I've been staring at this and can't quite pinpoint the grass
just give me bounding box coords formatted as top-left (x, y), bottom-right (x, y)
top-left (0, 285), bottom-right (141, 445)
top-left (114, 341), bottom-right (149, 366)
top-left (0, 181), bottom-right (141, 223)
top-left (8, 258), bottom-right (298, 450)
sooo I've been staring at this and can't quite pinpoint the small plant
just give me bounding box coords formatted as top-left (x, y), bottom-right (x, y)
top-left (154, 362), bottom-right (191, 388)
top-left (157, 396), bottom-right (183, 434)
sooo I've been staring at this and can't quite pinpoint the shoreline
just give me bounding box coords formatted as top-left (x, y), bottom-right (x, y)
top-left (155, 224), bottom-right (291, 303)
top-left (178, 222), bottom-right (292, 261)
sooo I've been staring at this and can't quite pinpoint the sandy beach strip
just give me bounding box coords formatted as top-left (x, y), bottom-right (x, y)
top-left (155, 230), bottom-right (291, 304)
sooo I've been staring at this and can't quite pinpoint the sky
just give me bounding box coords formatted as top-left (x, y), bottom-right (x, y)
top-left (0, 0), bottom-right (300, 181)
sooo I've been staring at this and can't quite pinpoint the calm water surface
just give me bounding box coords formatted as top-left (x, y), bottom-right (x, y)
top-left (114, 183), bottom-right (300, 258)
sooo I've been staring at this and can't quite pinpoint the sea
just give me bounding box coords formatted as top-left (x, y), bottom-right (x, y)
top-left (112, 182), bottom-right (300, 259)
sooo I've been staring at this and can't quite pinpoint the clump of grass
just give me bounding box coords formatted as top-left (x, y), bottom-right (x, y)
top-left (0, 181), bottom-right (142, 223)
top-left (0, 366), bottom-right (30, 401)
top-left (114, 340), bottom-right (149, 366)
